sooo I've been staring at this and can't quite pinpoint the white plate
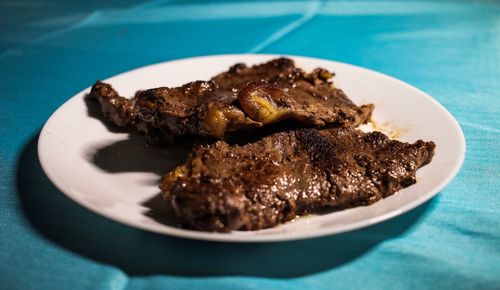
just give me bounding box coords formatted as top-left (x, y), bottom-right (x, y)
top-left (38, 54), bottom-right (465, 242)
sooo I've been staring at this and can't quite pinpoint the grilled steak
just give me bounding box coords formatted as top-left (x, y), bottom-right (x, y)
top-left (161, 128), bottom-right (435, 232)
top-left (89, 58), bottom-right (373, 144)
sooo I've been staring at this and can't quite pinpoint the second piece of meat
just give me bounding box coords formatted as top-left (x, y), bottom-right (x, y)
top-left (161, 127), bottom-right (435, 232)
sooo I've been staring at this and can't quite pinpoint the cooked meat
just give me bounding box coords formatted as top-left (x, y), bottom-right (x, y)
top-left (211, 56), bottom-right (296, 101)
top-left (89, 80), bottom-right (137, 127)
top-left (88, 58), bottom-right (373, 144)
top-left (238, 68), bottom-right (373, 127)
top-left (161, 127), bottom-right (435, 232)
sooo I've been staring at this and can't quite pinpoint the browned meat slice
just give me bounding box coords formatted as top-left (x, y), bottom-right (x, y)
top-left (89, 58), bottom-right (373, 143)
top-left (161, 128), bottom-right (435, 232)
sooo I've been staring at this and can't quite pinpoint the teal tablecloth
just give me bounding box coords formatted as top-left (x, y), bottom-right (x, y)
top-left (1, 1), bottom-right (499, 289)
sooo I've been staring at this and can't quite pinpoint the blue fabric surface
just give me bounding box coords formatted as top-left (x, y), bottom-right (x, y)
top-left (1, 1), bottom-right (499, 289)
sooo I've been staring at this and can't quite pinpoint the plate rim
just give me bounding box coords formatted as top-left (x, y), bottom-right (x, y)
top-left (37, 53), bottom-right (466, 242)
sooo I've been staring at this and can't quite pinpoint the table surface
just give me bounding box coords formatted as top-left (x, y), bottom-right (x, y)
top-left (1, 1), bottom-right (499, 289)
